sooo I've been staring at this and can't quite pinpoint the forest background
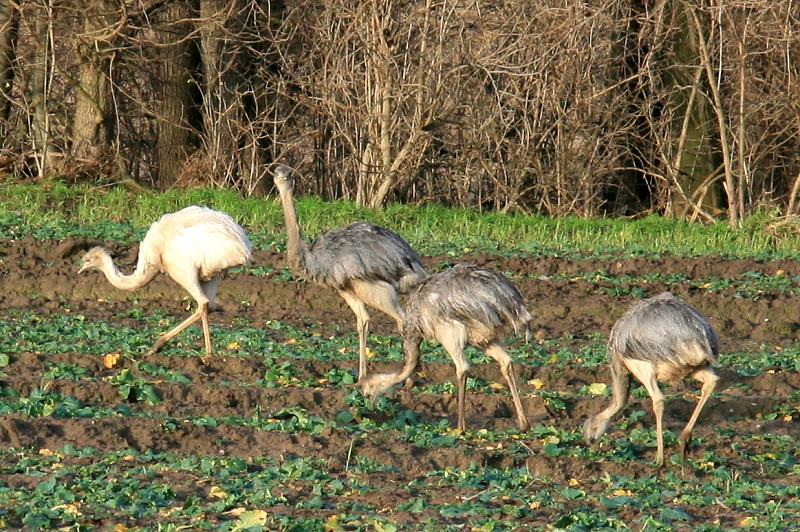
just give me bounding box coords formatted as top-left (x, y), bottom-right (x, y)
top-left (0, 0), bottom-right (799, 227)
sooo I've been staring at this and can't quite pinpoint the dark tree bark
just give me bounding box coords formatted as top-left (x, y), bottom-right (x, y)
top-left (0, 0), bottom-right (20, 135)
top-left (199, 0), bottom-right (238, 180)
top-left (71, 0), bottom-right (116, 161)
top-left (28, 0), bottom-right (60, 176)
top-left (153, 0), bottom-right (195, 188)
top-left (196, 0), bottom-right (270, 194)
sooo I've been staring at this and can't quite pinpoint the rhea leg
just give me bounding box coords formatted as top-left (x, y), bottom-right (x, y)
top-left (485, 343), bottom-right (529, 431)
top-left (148, 301), bottom-right (208, 356)
top-left (453, 349), bottom-right (469, 432)
top-left (351, 280), bottom-right (415, 386)
top-left (199, 278), bottom-right (221, 357)
top-left (583, 350), bottom-right (631, 442)
top-left (351, 280), bottom-right (404, 332)
top-left (438, 322), bottom-right (470, 431)
top-left (151, 268), bottom-right (211, 357)
top-left (628, 360), bottom-right (666, 467)
top-left (678, 366), bottom-right (718, 462)
top-left (340, 289), bottom-right (371, 382)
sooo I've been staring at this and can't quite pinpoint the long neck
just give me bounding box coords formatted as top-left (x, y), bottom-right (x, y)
top-left (277, 185), bottom-right (310, 274)
top-left (393, 337), bottom-right (421, 385)
top-left (362, 336), bottom-right (421, 397)
top-left (96, 249), bottom-right (158, 291)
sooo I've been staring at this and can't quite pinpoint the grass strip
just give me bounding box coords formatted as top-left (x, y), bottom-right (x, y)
top-left (3, 179), bottom-right (800, 259)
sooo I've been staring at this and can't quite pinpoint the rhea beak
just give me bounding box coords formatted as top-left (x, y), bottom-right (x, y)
top-left (78, 262), bottom-right (90, 274)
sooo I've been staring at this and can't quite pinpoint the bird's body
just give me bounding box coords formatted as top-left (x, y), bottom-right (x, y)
top-left (140, 206), bottom-right (251, 282)
top-left (300, 221), bottom-right (427, 293)
top-left (583, 292), bottom-right (719, 466)
top-left (78, 206), bottom-right (251, 358)
top-left (361, 264), bottom-right (531, 431)
top-left (403, 264), bottom-right (533, 346)
top-left (273, 165), bottom-right (427, 382)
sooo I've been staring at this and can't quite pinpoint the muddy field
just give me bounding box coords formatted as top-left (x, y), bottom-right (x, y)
top-left (1, 237), bottom-right (799, 529)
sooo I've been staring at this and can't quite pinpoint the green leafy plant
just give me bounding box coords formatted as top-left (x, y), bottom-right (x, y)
top-left (107, 369), bottom-right (161, 405)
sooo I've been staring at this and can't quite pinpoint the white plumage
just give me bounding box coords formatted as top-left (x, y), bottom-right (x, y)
top-left (78, 206), bottom-right (252, 358)
top-left (141, 206), bottom-right (251, 280)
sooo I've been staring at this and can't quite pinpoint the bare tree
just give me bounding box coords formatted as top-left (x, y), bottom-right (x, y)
top-left (197, 0), bottom-right (242, 187)
top-left (1, 0), bottom-right (799, 221)
top-left (71, 0), bottom-right (118, 163)
top-left (151, 0), bottom-right (195, 188)
top-left (25, 0), bottom-right (60, 177)
top-left (0, 0), bottom-right (20, 135)
top-left (278, 0), bottom-right (453, 207)
top-left (633, 0), bottom-right (800, 225)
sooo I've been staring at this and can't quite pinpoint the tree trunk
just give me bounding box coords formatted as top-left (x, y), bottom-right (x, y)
top-left (687, 2), bottom-right (738, 226)
top-left (198, 0), bottom-right (238, 186)
top-left (29, 0), bottom-right (59, 177)
top-left (363, 0), bottom-right (433, 209)
top-left (667, 1), bottom-right (720, 218)
top-left (0, 0), bottom-right (20, 135)
top-left (71, 0), bottom-right (115, 161)
top-left (154, 0), bottom-right (195, 188)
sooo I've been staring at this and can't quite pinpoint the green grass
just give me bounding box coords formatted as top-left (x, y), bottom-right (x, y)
top-left (3, 178), bottom-right (800, 258)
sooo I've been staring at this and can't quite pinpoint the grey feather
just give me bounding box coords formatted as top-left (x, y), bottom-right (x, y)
top-left (584, 291), bottom-right (721, 466)
top-left (273, 164), bottom-right (427, 381)
top-left (304, 221), bottom-right (426, 292)
top-left (404, 263), bottom-right (532, 343)
top-left (360, 263), bottom-right (531, 431)
top-left (609, 292), bottom-right (719, 365)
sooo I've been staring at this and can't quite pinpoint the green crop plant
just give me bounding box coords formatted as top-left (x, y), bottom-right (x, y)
top-left (107, 369), bottom-right (161, 405)
top-left (2, 193), bottom-right (800, 530)
top-left (42, 363), bottom-right (89, 382)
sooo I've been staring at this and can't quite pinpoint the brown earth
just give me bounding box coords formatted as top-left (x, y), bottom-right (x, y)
top-left (3, 237), bottom-right (800, 347)
top-left (1, 237), bottom-right (799, 527)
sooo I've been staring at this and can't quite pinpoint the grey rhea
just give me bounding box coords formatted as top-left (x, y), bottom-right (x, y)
top-left (360, 264), bottom-right (531, 431)
top-left (583, 292), bottom-right (719, 466)
top-left (272, 165), bottom-right (428, 382)
top-left (78, 206), bottom-right (252, 359)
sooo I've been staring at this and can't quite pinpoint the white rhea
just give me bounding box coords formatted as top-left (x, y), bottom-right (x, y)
top-left (78, 206), bottom-right (251, 359)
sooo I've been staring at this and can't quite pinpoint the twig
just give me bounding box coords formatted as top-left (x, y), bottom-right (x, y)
top-left (344, 435), bottom-right (357, 473)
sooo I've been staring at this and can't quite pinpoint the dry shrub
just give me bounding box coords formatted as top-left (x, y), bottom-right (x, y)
top-left (173, 151), bottom-right (215, 189)
top-left (0, 0), bottom-right (799, 221)
top-left (765, 215), bottom-right (800, 243)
